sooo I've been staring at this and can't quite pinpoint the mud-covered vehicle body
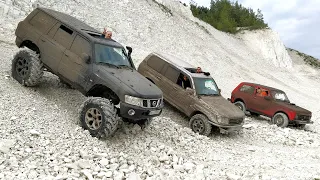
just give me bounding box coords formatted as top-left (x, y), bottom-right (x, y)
top-left (13, 7), bottom-right (163, 138)
top-left (230, 82), bottom-right (313, 128)
top-left (138, 52), bottom-right (245, 136)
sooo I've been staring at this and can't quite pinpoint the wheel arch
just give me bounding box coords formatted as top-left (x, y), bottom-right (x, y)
top-left (20, 40), bottom-right (40, 54)
top-left (86, 84), bottom-right (120, 105)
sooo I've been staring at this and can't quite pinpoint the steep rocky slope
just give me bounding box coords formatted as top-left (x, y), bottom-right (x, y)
top-left (0, 0), bottom-right (320, 179)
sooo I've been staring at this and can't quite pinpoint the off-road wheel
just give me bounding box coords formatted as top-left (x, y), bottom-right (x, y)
top-left (11, 47), bottom-right (43, 86)
top-left (234, 101), bottom-right (246, 113)
top-left (189, 114), bottom-right (212, 136)
top-left (79, 97), bottom-right (120, 138)
top-left (272, 112), bottom-right (289, 128)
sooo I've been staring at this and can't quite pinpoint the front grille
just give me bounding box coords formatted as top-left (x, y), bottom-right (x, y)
top-left (229, 118), bottom-right (243, 125)
top-left (297, 115), bottom-right (311, 121)
top-left (142, 98), bottom-right (162, 108)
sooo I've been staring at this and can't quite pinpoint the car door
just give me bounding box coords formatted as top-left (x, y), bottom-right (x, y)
top-left (236, 84), bottom-right (255, 110)
top-left (38, 23), bottom-right (74, 73)
top-left (251, 87), bottom-right (272, 114)
top-left (161, 65), bottom-right (194, 114)
top-left (58, 34), bottom-right (92, 89)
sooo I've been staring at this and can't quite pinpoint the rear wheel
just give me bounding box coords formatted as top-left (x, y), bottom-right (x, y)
top-left (11, 47), bottom-right (43, 86)
top-left (189, 114), bottom-right (212, 136)
top-left (234, 101), bottom-right (246, 113)
top-left (272, 112), bottom-right (289, 128)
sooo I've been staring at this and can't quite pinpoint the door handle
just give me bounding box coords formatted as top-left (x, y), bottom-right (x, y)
top-left (41, 39), bottom-right (46, 42)
top-left (64, 53), bottom-right (69, 57)
top-left (156, 76), bottom-right (161, 79)
top-left (173, 87), bottom-right (178, 90)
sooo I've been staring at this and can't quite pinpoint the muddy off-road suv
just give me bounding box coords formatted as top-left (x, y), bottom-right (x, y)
top-left (12, 7), bottom-right (163, 138)
top-left (230, 82), bottom-right (313, 128)
top-left (138, 52), bottom-right (245, 136)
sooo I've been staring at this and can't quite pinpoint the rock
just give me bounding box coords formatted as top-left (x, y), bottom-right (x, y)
top-left (94, 153), bottom-right (108, 158)
top-left (183, 162), bottom-right (195, 172)
top-left (226, 172), bottom-right (241, 180)
top-left (63, 158), bottom-right (72, 163)
top-left (105, 171), bottom-right (113, 178)
top-left (81, 169), bottom-right (93, 180)
top-left (65, 163), bottom-right (78, 170)
top-left (99, 158), bottom-right (109, 166)
top-left (127, 172), bottom-right (141, 180)
top-left (128, 165), bottom-right (135, 171)
top-left (159, 154), bottom-right (169, 162)
top-left (131, 124), bottom-right (142, 134)
top-left (172, 155), bottom-right (178, 163)
top-left (79, 150), bottom-right (90, 159)
top-left (77, 160), bottom-right (92, 169)
top-left (29, 129), bottom-right (41, 136)
top-left (0, 139), bottom-right (16, 153)
top-left (119, 163), bottom-right (128, 170)
top-left (10, 116), bottom-right (18, 121)
top-left (173, 164), bottom-right (185, 172)
top-left (109, 163), bottom-right (119, 170)
top-left (113, 171), bottom-right (124, 180)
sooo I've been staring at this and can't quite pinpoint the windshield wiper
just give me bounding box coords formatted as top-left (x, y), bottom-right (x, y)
top-left (118, 65), bottom-right (133, 69)
top-left (98, 62), bottom-right (120, 69)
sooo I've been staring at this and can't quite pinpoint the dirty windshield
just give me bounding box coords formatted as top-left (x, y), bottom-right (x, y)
top-left (95, 44), bottom-right (132, 67)
top-left (272, 91), bottom-right (290, 102)
top-left (193, 78), bottom-right (220, 95)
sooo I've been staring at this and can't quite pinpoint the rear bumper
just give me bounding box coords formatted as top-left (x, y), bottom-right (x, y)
top-left (15, 37), bottom-right (23, 47)
top-left (119, 102), bottom-right (163, 121)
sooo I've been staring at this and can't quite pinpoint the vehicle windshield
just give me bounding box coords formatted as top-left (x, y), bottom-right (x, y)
top-left (193, 77), bottom-right (220, 95)
top-left (272, 91), bottom-right (290, 102)
top-left (94, 44), bottom-right (132, 67)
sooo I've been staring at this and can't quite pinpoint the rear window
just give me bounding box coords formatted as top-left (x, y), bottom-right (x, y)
top-left (164, 65), bottom-right (180, 83)
top-left (53, 25), bottom-right (74, 49)
top-left (30, 11), bottom-right (56, 34)
top-left (239, 84), bottom-right (254, 94)
top-left (147, 55), bottom-right (165, 73)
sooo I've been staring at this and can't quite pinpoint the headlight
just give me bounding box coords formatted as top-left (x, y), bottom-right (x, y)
top-left (124, 95), bottom-right (143, 107)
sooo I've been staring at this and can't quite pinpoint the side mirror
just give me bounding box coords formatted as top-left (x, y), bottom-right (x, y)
top-left (264, 96), bottom-right (272, 100)
top-left (218, 88), bottom-right (221, 93)
top-left (186, 87), bottom-right (196, 96)
top-left (126, 46), bottom-right (133, 56)
top-left (82, 53), bottom-right (91, 64)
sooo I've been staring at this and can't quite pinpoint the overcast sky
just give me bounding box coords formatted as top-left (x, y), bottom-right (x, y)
top-left (179, 0), bottom-right (320, 59)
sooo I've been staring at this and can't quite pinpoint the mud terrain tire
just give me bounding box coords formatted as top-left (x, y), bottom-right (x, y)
top-left (79, 97), bottom-right (120, 138)
top-left (11, 48), bottom-right (43, 86)
top-left (234, 101), bottom-right (246, 113)
top-left (189, 114), bottom-right (212, 136)
top-left (272, 112), bottom-right (289, 128)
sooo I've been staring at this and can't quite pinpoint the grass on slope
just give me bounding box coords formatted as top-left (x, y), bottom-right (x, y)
top-left (287, 48), bottom-right (320, 69)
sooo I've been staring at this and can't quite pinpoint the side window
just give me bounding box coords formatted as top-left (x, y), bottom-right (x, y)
top-left (53, 25), bottom-right (74, 49)
top-left (239, 85), bottom-right (254, 94)
top-left (147, 56), bottom-right (165, 73)
top-left (29, 11), bottom-right (56, 34)
top-left (70, 35), bottom-right (91, 56)
top-left (164, 65), bottom-right (180, 83)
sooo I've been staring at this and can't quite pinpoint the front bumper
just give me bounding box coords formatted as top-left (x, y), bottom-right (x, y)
top-left (292, 119), bottom-right (314, 125)
top-left (119, 102), bottom-right (163, 121)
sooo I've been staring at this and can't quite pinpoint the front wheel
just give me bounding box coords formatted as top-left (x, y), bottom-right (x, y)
top-left (189, 114), bottom-right (212, 136)
top-left (272, 112), bottom-right (289, 128)
top-left (234, 101), bottom-right (246, 113)
top-left (79, 97), bottom-right (120, 138)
